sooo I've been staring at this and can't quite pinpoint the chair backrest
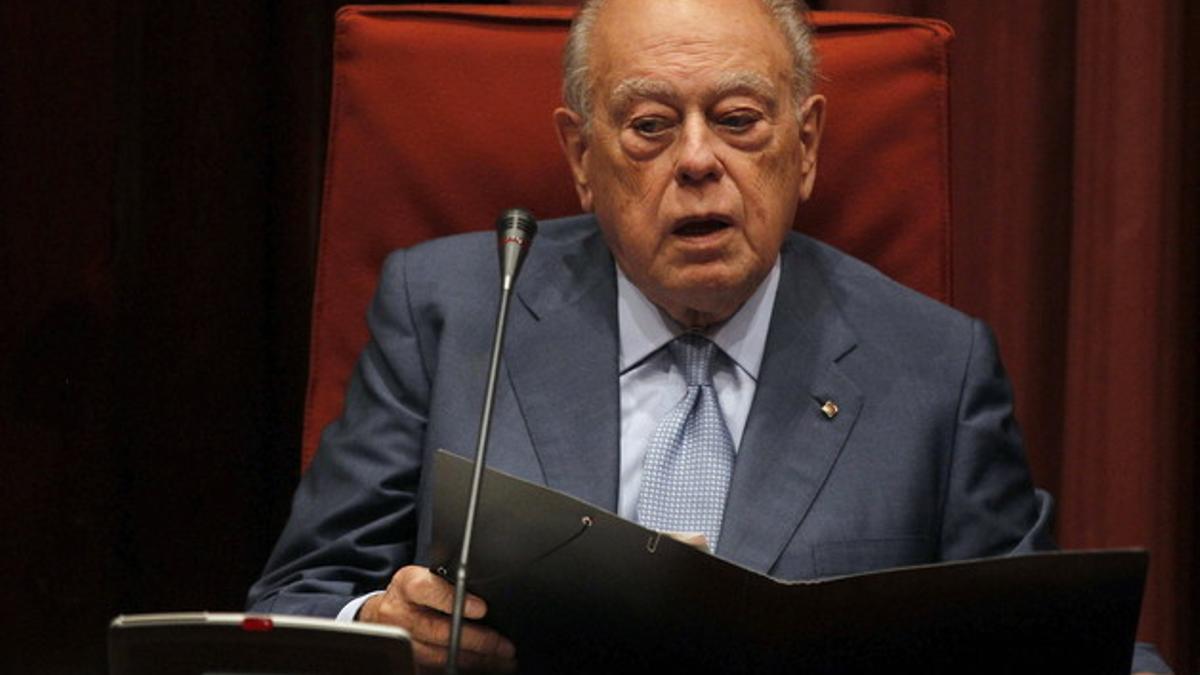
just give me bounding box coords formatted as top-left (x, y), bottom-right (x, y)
top-left (304, 4), bottom-right (954, 468)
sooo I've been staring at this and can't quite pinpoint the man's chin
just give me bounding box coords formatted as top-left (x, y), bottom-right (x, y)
top-left (655, 272), bottom-right (759, 326)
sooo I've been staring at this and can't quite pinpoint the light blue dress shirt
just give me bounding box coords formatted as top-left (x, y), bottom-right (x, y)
top-left (615, 259), bottom-right (780, 521)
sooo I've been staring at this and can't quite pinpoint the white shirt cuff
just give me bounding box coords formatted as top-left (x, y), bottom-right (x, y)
top-left (336, 590), bottom-right (384, 622)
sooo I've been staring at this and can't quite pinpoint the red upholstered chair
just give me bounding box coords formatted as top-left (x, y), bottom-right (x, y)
top-left (303, 4), bottom-right (954, 468)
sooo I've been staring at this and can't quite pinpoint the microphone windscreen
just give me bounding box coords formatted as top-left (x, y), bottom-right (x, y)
top-left (496, 208), bottom-right (538, 285)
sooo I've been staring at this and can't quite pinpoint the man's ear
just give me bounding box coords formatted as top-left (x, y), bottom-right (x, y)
top-left (795, 94), bottom-right (826, 202)
top-left (553, 107), bottom-right (594, 212)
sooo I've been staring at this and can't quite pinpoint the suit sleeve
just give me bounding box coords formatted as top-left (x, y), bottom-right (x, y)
top-left (939, 319), bottom-right (1054, 559)
top-left (941, 320), bottom-right (1172, 674)
top-left (246, 249), bottom-right (431, 617)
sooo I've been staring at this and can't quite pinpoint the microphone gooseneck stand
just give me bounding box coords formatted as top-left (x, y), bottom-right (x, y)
top-left (446, 208), bottom-right (537, 675)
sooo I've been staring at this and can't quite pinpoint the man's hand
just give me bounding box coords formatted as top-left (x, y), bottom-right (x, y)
top-left (359, 565), bottom-right (517, 673)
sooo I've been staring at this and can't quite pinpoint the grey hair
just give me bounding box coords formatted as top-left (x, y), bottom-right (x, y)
top-left (561, 0), bottom-right (818, 126)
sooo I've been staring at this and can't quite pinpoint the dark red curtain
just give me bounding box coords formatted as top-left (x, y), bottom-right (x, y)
top-left (821, 1), bottom-right (1198, 671)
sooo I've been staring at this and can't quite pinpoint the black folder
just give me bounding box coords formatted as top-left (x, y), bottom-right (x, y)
top-left (429, 450), bottom-right (1146, 674)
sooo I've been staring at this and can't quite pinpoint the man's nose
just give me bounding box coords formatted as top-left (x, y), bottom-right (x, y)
top-left (674, 116), bottom-right (723, 186)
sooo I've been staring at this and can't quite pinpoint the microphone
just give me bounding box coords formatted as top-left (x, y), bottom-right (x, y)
top-left (446, 208), bottom-right (538, 675)
top-left (497, 207), bottom-right (537, 292)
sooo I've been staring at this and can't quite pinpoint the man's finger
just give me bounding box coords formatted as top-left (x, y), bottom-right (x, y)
top-left (364, 565), bottom-right (515, 672)
top-left (460, 621), bottom-right (517, 660)
top-left (411, 639), bottom-right (517, 675)
top-left (398, 567), bottom-right (487, 619)
top-left (405, 607), bottom-right (515, 657)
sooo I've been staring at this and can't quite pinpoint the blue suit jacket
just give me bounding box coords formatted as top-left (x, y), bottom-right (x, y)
top-left (247, 215), bottom-right (1166, 671)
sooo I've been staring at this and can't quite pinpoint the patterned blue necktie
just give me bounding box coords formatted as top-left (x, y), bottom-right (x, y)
top-left (637, 333), bottom-right (735, 553)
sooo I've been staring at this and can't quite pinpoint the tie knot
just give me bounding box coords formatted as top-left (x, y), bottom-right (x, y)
top-left (669, 333), bottom-right (719, 386)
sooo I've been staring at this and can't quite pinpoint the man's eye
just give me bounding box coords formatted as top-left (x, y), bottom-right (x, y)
top-left (630, 117), bottom-right (671, 136)
top-left (718, 112), bottom-right (762, 132)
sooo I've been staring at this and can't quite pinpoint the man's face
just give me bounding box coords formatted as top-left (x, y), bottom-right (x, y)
top-left (555, 0), bottom-right (825, 326)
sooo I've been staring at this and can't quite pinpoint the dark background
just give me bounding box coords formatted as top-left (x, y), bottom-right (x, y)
top-left (3, 1), bottom-right (379, 671)
top-left (2, 1), bottom-right (1196, 673)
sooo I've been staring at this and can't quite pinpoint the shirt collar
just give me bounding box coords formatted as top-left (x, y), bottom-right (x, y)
top-left (616, 258), bottom-right (780, 380)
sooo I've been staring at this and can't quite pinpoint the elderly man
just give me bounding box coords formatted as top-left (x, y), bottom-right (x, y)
top-left (248, 0), bottom-right (1169, 672)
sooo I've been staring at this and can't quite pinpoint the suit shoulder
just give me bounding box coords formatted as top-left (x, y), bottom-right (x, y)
top-left (375, 214), bottom-right (598, 314)
top-left (380, 214), bottom-right (597, 281)
top-left (788, 233), bottom-right (976, 352)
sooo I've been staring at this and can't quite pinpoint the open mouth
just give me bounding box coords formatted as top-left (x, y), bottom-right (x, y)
top-left (672, 217), bottom-right (733, 238)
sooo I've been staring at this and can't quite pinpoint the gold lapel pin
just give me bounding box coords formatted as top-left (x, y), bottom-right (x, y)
top-left (820, 400), bottom-right (839, 419)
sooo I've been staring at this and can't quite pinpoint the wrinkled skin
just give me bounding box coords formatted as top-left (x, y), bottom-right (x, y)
top-left (555, 0), bottom-right (825, 327)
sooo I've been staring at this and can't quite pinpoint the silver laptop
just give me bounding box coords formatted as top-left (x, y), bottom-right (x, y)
top-left (108, 613), bottom-right (413, 675)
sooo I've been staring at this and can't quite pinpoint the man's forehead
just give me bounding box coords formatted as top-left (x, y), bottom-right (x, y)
top-left (608, 72), bottom-right (781, 110)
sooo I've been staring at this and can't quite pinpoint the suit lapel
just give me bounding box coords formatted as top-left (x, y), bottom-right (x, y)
top-left (718, 237), bottom-right (862, 573)
top-left (504, 224), bottom-right (621, 512)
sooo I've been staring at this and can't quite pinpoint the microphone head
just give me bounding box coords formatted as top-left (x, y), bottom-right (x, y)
top-left (496, 208), bottom-right (538, 288)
